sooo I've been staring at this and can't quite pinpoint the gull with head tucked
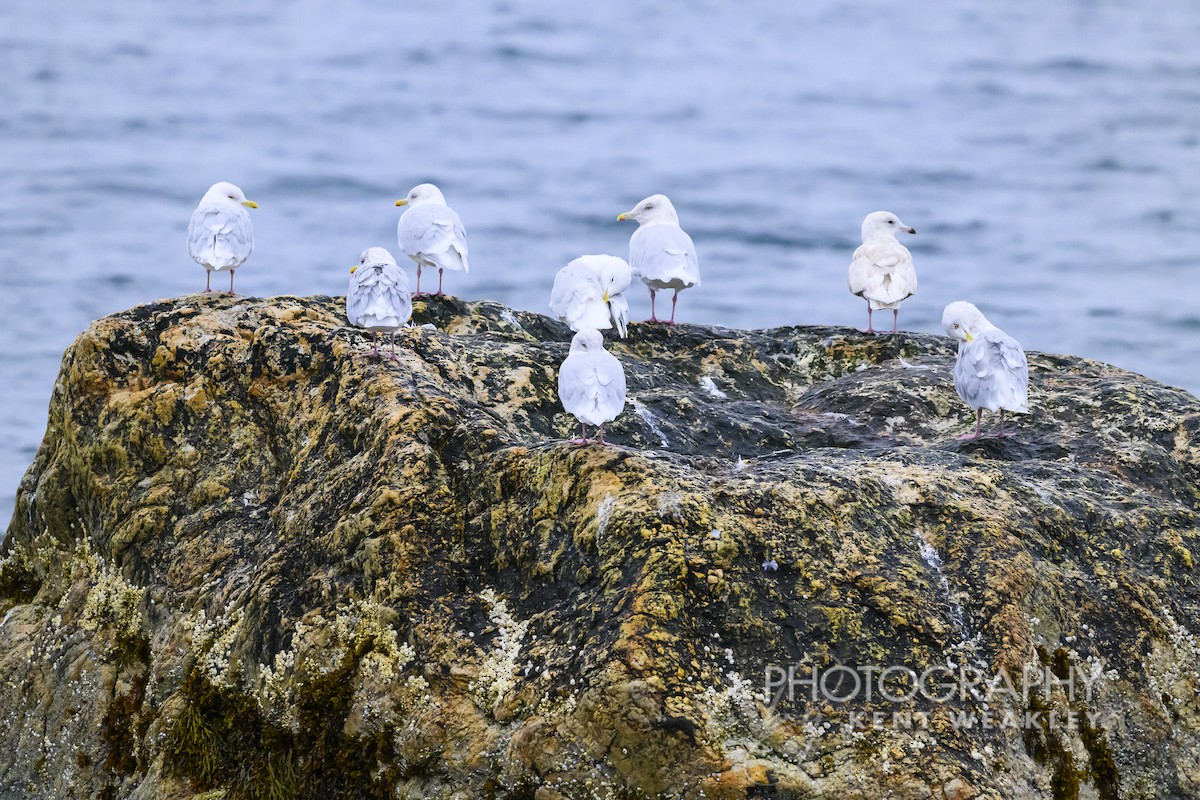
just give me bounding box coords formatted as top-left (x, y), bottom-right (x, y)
top-left (848, 211), bottom-right (917, 334)
top-left (187, 181), bottom-right (257, 294)
top-left (943, 301), bottom-right (1029, 440)
top-left (395, 183), bottom-right (469, 297)
top-left (347, 247), bottom-right (412, 361)
top-left (618, 194), bottom-right (700, 324)
top-left (558, 329), bottom-right (627, 445)
top-left (549, 254), bottom-right (633, 338)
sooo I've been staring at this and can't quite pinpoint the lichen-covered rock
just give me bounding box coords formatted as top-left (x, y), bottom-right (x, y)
top-left (1, 293), bottom-right (1198, 799)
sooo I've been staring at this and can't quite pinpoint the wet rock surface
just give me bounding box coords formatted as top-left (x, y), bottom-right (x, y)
top-left (1, 293), bottom-right (1198, 799)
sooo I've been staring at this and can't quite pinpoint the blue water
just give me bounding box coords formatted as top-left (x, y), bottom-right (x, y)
top-left (2, 1), bottom-right (1199, 524)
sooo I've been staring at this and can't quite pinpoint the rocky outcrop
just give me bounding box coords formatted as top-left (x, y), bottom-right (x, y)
top-left (1, 293), bottom-right (1198, 800)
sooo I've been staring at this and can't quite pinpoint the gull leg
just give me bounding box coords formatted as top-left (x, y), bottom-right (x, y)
top-left (413, 265), bottom-right (424, 297)
top-left (892, 308), bottom-right (899, 334)
top-left (228, 270), bottom-right (236, 295)
top-left (958, 409), bottom-right (984, 441)
top-left (667, 291), bottom-right (679, 325)
top-left (389, 330), bottom-right (399, 362)
top-left (572, 423), bottom-right (588, 445)
top-left (436, 269), bottom-right (445, 296)
top-left (996, 410), bottom-right (1015, 438)
top-left (595, 424), bottom-right (607, 445)
top-left (863, 303), bottom-right (875, 335)
top-left (204, 272), bottom-right (212, 293)
top-left (646, 289), bottom-right (658, 323)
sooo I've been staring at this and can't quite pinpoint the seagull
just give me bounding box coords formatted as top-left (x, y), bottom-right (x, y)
top-left (943, 301), bottom-right (1029, 440)
top-left (618, 194), bottom-right (699, 324)
top-left (549, 255), bottom-right (633, 337)
top-left (395, 183), bottom-right (469, 297)
top-left (848, 211), bottom-right (917, 334)
top-left (558, 329), bottom-right (627, 444)
top-left (187, 181), bottom-right (257, 294)
top-left (347, 247), bottom-right (412, 361)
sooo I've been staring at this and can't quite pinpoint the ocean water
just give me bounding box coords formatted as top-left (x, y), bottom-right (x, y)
top-left (1, 1), bottom-right (1198, 524)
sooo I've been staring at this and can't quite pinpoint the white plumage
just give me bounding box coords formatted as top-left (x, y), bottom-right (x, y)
top-left (548, 255), bottom-right (633, 338)
top-left (395, 183), bottom-right (469, 296)
top-left (943, 301), bottom-right (1029, 439)
top-left (558, 329), bottom-right (627, 444)
top-left (348, 247), bottom-right (411, 360)
top-left (187, 181), bottom-right (256, 294)
top-left (618, 194), bottom-right (699, 324)
top-left (848, 211), bottom-right (917, 333)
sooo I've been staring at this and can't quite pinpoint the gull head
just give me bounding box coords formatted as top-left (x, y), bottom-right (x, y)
top-left (203, 181), bottom-right (257, 209)
top-left (942, 301), bottom-right (990, 343)
top-left (618, 194), bottom-right (679, 225)
top-left (352, 246), bottom-right (398, 273)
top-left (570, 328), bottom-right (606, 353)
top-left (861, 211), bottom-right (914, 242)
top-left (396, 183), bottom-right (447, 207)
top-left (588, 255), bottom-right (633, 302)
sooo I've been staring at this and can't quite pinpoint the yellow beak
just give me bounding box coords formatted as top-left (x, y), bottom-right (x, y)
top-left (964, 331), bottom-right (974, 342)
top-left (617, 212), bottom-right (628, 221)
top-left (602, 290), bottom-right (610, 303)
top-left (395, 199), bottom-right (409, 207)
top-left (350, 266), bottom-right (358, 273)
top-left (241, 200), bottom-right (258, 209)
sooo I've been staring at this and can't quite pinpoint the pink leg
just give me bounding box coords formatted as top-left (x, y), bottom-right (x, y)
top-left (595, 424), bottom-right (607, 445)
top-left (667, 291), bottom-right (679, 325)
top-left (645, 289), bottom-right (659, 322)
top-left (572, 423), bottom-right (588, 445)
top-left (227, 270), bottom-right (237, 295)
top-left (862, 303), bottom-right (875, 335)
top-left (204, 272), bottom-right (213, 293)
top-left (413, 265), bottom-right (424, 297)
top-left (996, 410), bottom-right (1015, 438)
top-left (436, 269), bottom-right (445, 296)
top-left (892, 308), bottom-right (899, 334)
top-left (388, 330), bottom-right (399, 361)
top-left (958, 409), bottom-right (984, 441)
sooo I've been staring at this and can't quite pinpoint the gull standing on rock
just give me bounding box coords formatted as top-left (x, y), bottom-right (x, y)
top-left (549, 255), bottom-right (633, 338)
top-left (848, 211), bottom-right (917, 334)
top-left (187, 181), bottom-right (257, 294)
top-left (347, 247), bottom-right (412, 361)
top-left (618, 194), bottom-right (699, 324)
top-left (395, 183), bottom-right (469, 297)
top-left (558, 329), bottom-right (627, 444)
top-left (943, 301), bottom-right (1029, 440)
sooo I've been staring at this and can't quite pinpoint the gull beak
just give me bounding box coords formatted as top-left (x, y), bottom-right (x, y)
top-left (350, 266), bottom-right (358, 273)
top-left (241, 200), bottom-right (258, 209)
top-left (904, 226), bottom-right (916, 234)
top-left (617, 212), bottom-right (630, 221)
top-left (602, 290), bottom-right (610, 303)
top-left (395, 199), bottom-right (409, 207)
top-left (964, 331), bottom-right (974, 342)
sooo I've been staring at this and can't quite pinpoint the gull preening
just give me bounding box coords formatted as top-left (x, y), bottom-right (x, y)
top-left (943, 301), bottom-right (1029, 440)
top-left (347, 247), bottom-right (412, 361)
top-left (558, 329), bottom-right (627, 444)
top-left (618, 194), bottom-right (700, 324)
top-left (848, 211), bottom-right (917, 334)
top-left (549, 255), bottom-right (633, 338)
top-left (187, 181), bottom-right (257, 294)
top-left (395, 183), bottom-right (469, 297)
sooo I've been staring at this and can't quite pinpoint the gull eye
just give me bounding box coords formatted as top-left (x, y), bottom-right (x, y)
top-left (887, 219), bottom-right (895, 225)
top-left (644, 203), bottom-right (653, 210)
top-left (953, 323), bottom-right (960, 329)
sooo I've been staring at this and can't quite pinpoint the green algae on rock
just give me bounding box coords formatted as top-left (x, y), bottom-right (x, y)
top-left (1, 293), bottom-right (1198, 799)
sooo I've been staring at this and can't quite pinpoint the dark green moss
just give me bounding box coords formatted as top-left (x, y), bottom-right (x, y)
top-left (164, 642), bottom-right (400, 800)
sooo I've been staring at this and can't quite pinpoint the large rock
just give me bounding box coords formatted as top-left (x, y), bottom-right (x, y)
top-left (1, 293), bottom-right (1198, 800)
